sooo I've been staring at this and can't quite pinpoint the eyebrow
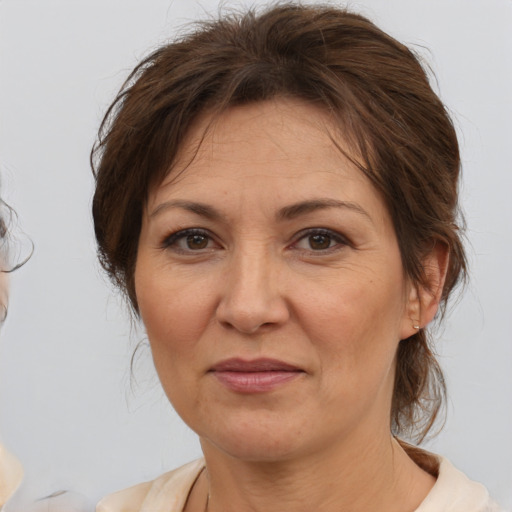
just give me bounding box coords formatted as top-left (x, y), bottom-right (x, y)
top-left (150, 198), bottom-right (371, 223)
top-left (150, 200), bottom-right (221, 220)
top-left (277, 198), bottom-right (371, 222)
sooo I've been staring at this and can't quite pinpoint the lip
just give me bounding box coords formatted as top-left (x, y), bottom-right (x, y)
top-left (209, 358), bottom-right (304, 393)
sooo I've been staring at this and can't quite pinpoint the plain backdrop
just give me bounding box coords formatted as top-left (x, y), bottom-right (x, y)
top-left (0, 0), bottom-right (511, 507)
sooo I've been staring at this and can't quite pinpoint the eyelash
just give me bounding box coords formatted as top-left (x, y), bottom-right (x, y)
top-left (291, 228), bottom-right (350, 253)
top-left (161, 227), bottom-right (350, 254)
top-left (161, 228), bottom-right (218, 252)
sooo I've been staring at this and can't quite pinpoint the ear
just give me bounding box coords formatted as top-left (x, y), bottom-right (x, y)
top-left (400, 242), bottom-right (449, 340)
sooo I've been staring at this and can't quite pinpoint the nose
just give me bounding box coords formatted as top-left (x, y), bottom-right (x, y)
top-left (215, 248), bottom-right (290, 334)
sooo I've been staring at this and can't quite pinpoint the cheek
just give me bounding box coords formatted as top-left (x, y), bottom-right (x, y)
top-left (135, 264), bottom-right (218, 373)
top-left (296, 267), bottom-right (406, 381)
top-left (300, 270), bottom-right (405, 336)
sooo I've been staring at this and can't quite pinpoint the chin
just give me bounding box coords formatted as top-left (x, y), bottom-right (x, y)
top-left (205, 433), bottom-right (301, 463)
top-left (196, 411), bottom-right (324, 463)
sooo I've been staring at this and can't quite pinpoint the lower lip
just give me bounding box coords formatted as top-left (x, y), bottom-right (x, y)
top-left (212, 371), bottom-right (302, 393)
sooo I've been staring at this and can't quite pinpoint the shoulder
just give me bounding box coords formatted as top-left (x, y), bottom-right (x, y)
top-left (416, 455), bottom-right (504, 512)
top-left (0, 442), bottom-right (23, 507)
top-left (96, 459), bottom-right (205, 512)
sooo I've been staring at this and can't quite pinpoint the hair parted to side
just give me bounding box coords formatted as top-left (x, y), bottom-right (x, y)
top-left (91, 2), bottom-right (467, 443)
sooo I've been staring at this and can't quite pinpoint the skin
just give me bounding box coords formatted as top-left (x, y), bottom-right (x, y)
top-left (0, 262), bottom-right (20, 507)
top-left (135, 99), bottom-right (446, 512)
top-left (0, 271), bottom-right (7, 321)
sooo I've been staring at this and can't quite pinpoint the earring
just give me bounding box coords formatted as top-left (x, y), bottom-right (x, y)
top-left (413, 324), bottom-right (420, 330)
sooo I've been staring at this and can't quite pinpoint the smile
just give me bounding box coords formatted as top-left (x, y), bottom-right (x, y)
top-left (209, 358), bottom-right (305, 393)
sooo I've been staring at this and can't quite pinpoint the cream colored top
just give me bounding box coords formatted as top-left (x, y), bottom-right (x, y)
top-left (0, 443), bottom-right (23, 509)
top-left (96, 455), bottom-right (503, 512)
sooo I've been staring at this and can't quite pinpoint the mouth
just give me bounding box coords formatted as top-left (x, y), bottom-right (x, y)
top-left (209, 358), bottom-right (305, 393)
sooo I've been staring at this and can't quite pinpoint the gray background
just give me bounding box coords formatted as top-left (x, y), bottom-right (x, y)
top-left (0, 0), bottom-right (511, 507)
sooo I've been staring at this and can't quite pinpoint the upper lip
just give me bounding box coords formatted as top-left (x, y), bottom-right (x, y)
top-left (210, 358), bottom-right (302, 372)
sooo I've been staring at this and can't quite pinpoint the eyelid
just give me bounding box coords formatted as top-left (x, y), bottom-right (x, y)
top-left (160, 226), bottom-right (350, 253)
top-left (161, 227), bottom-right (220, 251)
top-left (290, 227), bottom-right (352, 251)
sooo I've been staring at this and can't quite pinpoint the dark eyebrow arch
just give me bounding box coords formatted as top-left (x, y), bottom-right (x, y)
top-left (277, 199), bottom-right (371, 222)
top-left (150, 198), bottom-right (371, 223)
top-left (150, 200), bottom-right (221, 220)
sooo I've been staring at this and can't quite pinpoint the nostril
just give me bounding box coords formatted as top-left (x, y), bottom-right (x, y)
top-left (216, 310), bottom-right (277, 335)
top-left (215, 272), bottom-right (290, 333)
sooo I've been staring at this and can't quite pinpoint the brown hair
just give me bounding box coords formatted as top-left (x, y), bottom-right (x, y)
top-left (91, 3), bottom-right (466, 442)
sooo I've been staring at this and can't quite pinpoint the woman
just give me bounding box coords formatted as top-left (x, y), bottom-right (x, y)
top-left (0, 202), bottom-right (24, 509)
top-left (92, 4), bottom-right (503, 511)
top-left (0, 197), bottom-right (89, 511)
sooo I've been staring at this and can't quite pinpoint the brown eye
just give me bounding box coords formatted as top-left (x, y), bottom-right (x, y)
top-left (293, 229), bottom-right (348, 253)
top-left (162, 228), bottom-right (218, 252)
top-left (186, 233), bottom-right (209, 250)
top-left (308, 233), bottom-right (333, 250)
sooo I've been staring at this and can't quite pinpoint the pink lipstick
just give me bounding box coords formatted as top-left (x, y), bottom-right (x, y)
top-left (210, 358), bottom-right (304, 393)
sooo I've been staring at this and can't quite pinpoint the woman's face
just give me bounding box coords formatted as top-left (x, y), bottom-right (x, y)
top-left (135, 99), bottom-right (419, 462)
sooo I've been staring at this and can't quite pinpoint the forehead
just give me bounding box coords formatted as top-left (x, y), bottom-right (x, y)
top-left (151, 99), bottom-right (374, 204)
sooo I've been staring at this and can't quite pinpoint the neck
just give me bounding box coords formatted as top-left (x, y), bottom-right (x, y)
top-left (198, 430), bottom-right (435, 512)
